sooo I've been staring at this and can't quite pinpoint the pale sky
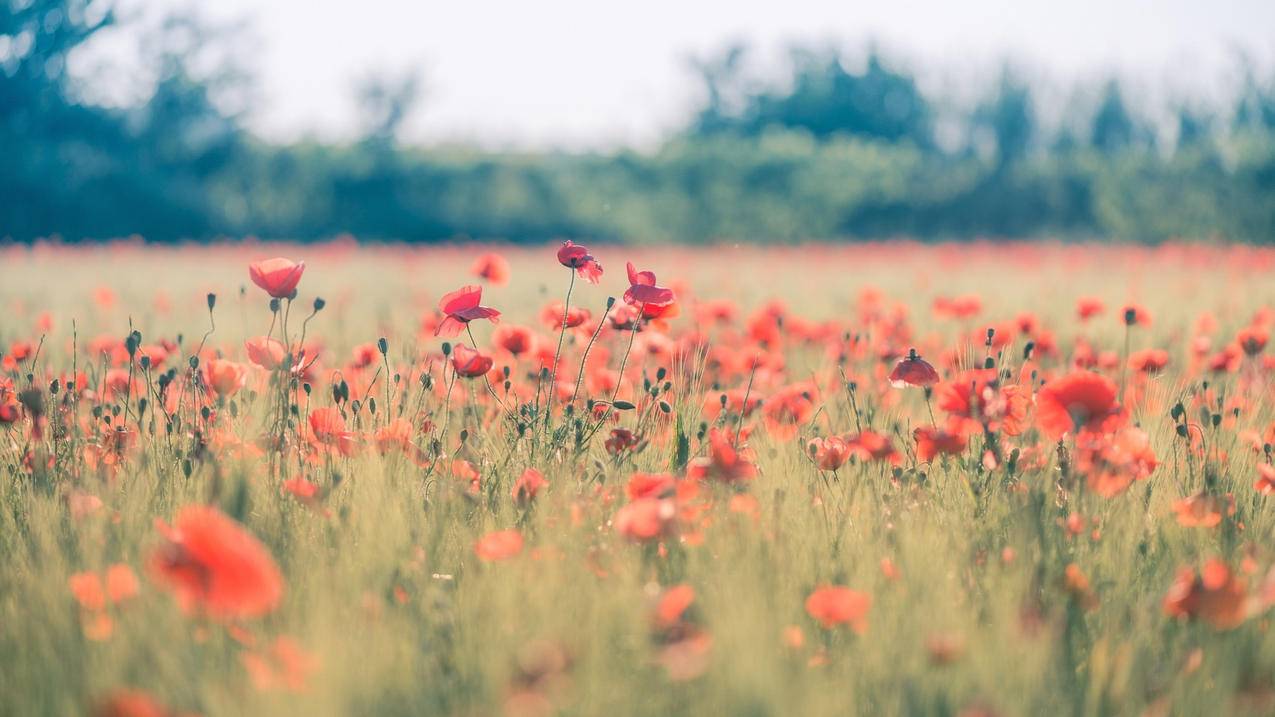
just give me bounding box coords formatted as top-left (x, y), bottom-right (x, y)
top-left (80, 0), bottom-right (1275, 149)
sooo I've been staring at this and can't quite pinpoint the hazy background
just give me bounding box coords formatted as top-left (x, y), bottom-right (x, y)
top-left (4, 0), bottom-right (1275, 242)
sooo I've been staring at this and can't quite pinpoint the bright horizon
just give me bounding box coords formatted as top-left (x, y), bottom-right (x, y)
top-left (78, 0), bottom-right (1275, 150)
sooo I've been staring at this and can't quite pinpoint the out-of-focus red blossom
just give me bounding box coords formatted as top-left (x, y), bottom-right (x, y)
top-left (1237, 326), bottom-right (1268, 356)
top-left (203, 358), bottom-right (247, 396)
top-left (1255, 464), bottom-right (1275, 494)
top-left (435, 285), bottom-right (501, 338)
top-left (1034, 371), bottom-right (1124, 439)
top-left (1121, 303), bottom-right (1152, 326)
top-left (244, 337), bottom-right (291, 370)
top-left (846, 431), bottom-right (902, 464)
top-left (451, 344), bottom-right (494, 378)
top-left (933, 295), bottom-right (981, 320)
top-left (148, 505), bottom-right (284, 620)
top-left (605, 428), bottom-right (640, 456)
top-left (470, 252), bottom-right (511, 285)
top-left (1076, 297), bottom-right (1105, 321)
top-left (614, 497), bottom-right (675, 542)
top-left (762, 382), bottom-right (817, 440)
top-left (475, 529), bottom-right (524, 561)
top-left (540, 301), bottom-right (590, 330)
top-left (686, 429), bottom-right (756, 483)
top-left (805, 585), bottom-right (872, 632)
top-left (94, 689), bottom-right (195, 717)
top-left (914, 424), bottom-right (968, 462)
top-left (1127, 349), bottom-right (1169, 373)
top-left (308, 407), bottom-right (357, 455)
top-left (1073, 427), bottom-right (1157, 498)
top-left (888, 349), bottom-right (940, 388)
top-left (513, 468), bottom-right (548, 504)
top-left (1163, 559), bottom-right (1250, 630)
top-left (556, 240), bottom-right (603, 283)
top-left (248, 257), bottom-right (305, 299)
top-left (1173, 492), bottom-right (1235, 528)
top-left (242, 636), bottom-right (319, 693)
top-left (655, 584), bottom-right (696, 629)
top-left (492, 325), bottom-right (536, 355)
top-left (623, 261), bottom-right (675, 307)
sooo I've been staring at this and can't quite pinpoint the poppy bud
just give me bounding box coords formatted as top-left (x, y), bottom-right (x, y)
top-left (1124, 308), bottom-right (1137, 325)
top-left (613, 400), bottom-right (636, 410)
top-left (378, 337), bottom-right (388, 355)
top-left (659, 401), bottom-right (671, 413)
top-left (188, 356), bottom-right (198, 369)
top-left (270, 298), bottom-right (280, 313)
top-left (140, 356), bottom-right (150, 370)
top-left (441, 342), bottom-right (452, 356)
top-left (313, 297), bottom-right (326, 312)
top-left (606, 297), bottom-right (616, 308)
top-left (207, 293), bottom-right (216, 311)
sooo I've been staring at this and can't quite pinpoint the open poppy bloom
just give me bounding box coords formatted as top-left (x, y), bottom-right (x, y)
top-left (1076, 297), bottom-right (1105, 321)
top-left (805, 585), bottom-right (872, 632)
top-left (249, 258), bottom-right (305, 299)
top-left (435, 285), bottom-right (501, 338)
top-left (149, 505), bottom-right (284, 620)
top-left (244, 336), bottom-right (290, 370)
top-left (1034, 371), bottom-right (1124, 439)
top-left (451, 344), bottom-right (494, 378)
top-left (1074, 427), bottom-right (1157, 498)
top-left (888, 348), bottom-right (940, 388)
top-left (470, 252), bottom-right (511, 285)
top-left (557, 241), bottom-right (604, 283)
top-left (204, 358), bottom-right (248, 397)
top-left (624, 262), bottom-right (675, 307)
top-left (809, 436), bottom-right (852, 471)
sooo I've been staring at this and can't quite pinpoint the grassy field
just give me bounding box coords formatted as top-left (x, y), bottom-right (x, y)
top-left (2, 240), bottom-right (1275, 716)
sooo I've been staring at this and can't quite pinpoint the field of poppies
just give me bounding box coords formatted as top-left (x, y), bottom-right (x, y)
top-left (3, 240), bottom-right (1275, 716)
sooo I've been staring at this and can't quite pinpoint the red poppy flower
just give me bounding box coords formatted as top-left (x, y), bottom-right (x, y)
top-left (512, 468), bottom-right (548, 504)
top-left (308, 407), bottom-right (356, 455)
top-left (605, 428), bottom-right (641, 456)
top-left (248, 258), bottom-right (305, 299)
top-left (624, 262), bottom-right (675, 307)
top-left (686, 429), bottom-right (756, 484)
top-left (204, 359), bottom-right (247, 397)
top-left (149, 505), bottom-right (284, 620)
top-left (1074, 427), bottom-right (1157, 498)
top-left (1076, 297), bottom-right (1105, 321)
top-left (540, 301), bottom-right (590, 330)
top-left (805, 585), bottom-right (871, 632)
top-left (1127, 349), bottom-right (1169, 373)
top-left (845, 431), bottom-right (901, 464)
top-left (245, 336), bottom-right (289, 370)
top-left (914, 424), bottom-right (968, 462)
top-left (1255, 464), bottom-right (1275, 494)
top-left (888, 348), bottom-right (940, 388)
top-left (808, 436), bottom-right (851, 471)
top-left (1163, 559), bottom-right (1249, 630)
top-left (1034, 371), bottom-right (1125, 439)
top-left (435, 285), bottom-right (501, 338)
top-left (1237, 326), bottom-right (1268, 356)
top-left (655, 584), bottom-right (696, 629)
top-left (557, 241), bottom-right (604, 284)
top-left (1121, 303), bottom-right (1152, 326)
top-left (474, 529), bottom-right (524, 561)
top-left (935, 369), bottom-right (1029, 436)
top-left (614, 498), bottom-right (675, 542)
top-left (451, 344), bottom-right (494, 378)
top-left (492, 325), bottom-right (536, 356)
top-left (470, 252), bottom-right (511, 285)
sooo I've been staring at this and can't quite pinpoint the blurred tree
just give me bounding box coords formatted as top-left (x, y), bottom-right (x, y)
top-left (354, 68), bottom-right (422, 146)
top-left (972, 68), bottom-right (1035, 170)
top-left (690, 45), bottom-right (933, 149)
top-left (1090, 80), bottom-right (1141, 154)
